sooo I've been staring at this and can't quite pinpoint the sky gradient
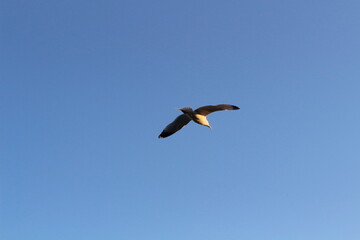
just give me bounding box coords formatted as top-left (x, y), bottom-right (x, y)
top-left (1, 0), bottom-right (360, 239)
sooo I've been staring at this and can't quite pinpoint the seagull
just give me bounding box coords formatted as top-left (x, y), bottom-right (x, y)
top-left (158, 104), bottom-right (240, 138)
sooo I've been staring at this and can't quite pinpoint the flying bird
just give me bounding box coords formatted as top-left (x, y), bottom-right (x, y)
top-left (158, 104), bottom-right (240, 138)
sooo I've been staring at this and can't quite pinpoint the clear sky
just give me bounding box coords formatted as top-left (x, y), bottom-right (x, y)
top-left (1, 0), bottom-right (360, 239)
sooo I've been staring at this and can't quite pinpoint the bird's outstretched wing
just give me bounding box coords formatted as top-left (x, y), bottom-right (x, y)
top-left (158, 114), bottom-right (192, 138)
top-left (195, 104), bottom-right (240, 116)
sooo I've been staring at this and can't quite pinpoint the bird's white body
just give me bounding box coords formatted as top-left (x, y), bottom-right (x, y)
top-left (178, 107), bottom-right (211, 128)
top-left (192, 114), bottom-right (211, 128)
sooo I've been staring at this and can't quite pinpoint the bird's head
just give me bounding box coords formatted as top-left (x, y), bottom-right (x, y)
top-left (177, 107), bottom-right (193, 114)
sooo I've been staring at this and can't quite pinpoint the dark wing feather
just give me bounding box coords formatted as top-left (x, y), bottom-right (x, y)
top-left (194, 104), bottom-right (240, 116)
top-left (158, 114), bottom-right (192, 138)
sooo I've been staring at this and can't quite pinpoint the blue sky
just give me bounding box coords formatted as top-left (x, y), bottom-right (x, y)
top-left (1, 0), bottom-right (360, 239)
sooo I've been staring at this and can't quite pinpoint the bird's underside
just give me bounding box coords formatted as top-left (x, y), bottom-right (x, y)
top-left (158, 104), bottom-right (240, 138)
